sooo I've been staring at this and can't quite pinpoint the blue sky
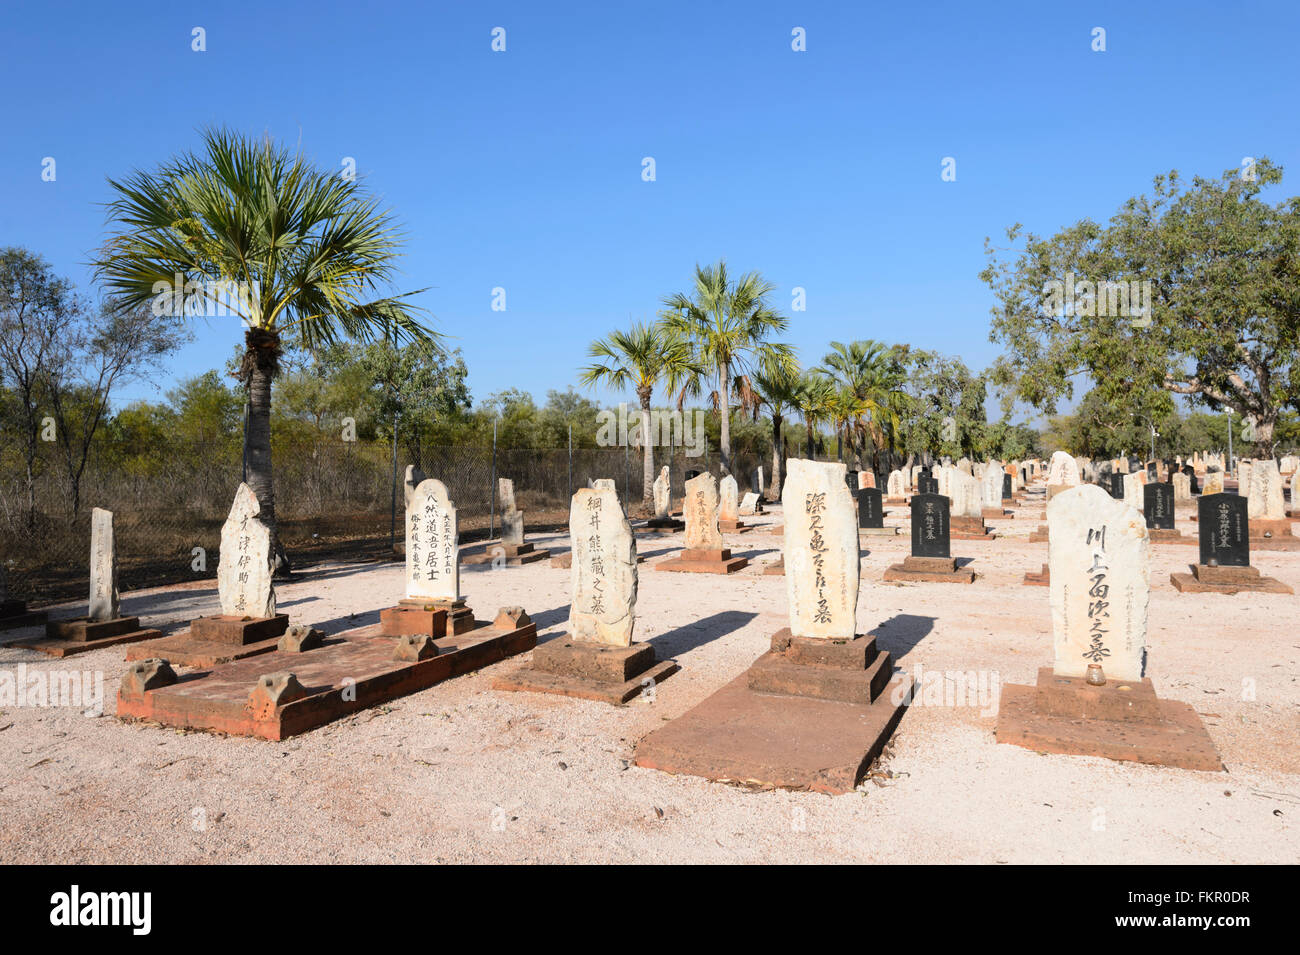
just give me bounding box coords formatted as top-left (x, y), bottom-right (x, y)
top-left (3, 0), bottom-right (1298, 417)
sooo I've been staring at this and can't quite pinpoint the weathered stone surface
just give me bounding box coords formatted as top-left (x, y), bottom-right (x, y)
top-left (1238, 460), bottom-right (1253, 495)
top-left (857, 471), bottom-right (875, 489)
top-left (982, 461), bottom-right (1004, 509)
top-left (1247, 459), bottom-right (1285, 520)
top-left (394, 633), bottom-right (439, 661)
top-left (1122, 473), bottom-right (1143, 513)
top-left (719, 474), bottom-right (740, 522)
top-left (405, 478), bottom-right (459, 603)
top-left (248, 672), bottom-right (308, 711)
top-left (683, 473), bottom-right (724, 551)
top-left (739, 491), bottom-right (760, 515)
top-left (1047, 451), bottom-right (1081, 487)
top-left (887, 470), bottom-right (906, 498)
top-left (591, 478), bottom-right (616, 492)
top-left (950, 470), bottom-right (983, 518)
top-left (121, 658), bottom-right (177, 697)
top-left (1047, 484), bottom-right (1148, 683)
top-left (1171, 472), bottom-right (1192, 503)
top-left (782, 459), bottom-right (859, 640)
top-left (88, 507), bottom-right (119, 622)
top-left (403, 464), bottom-right (426, 507)
top-left (218, 483), bottom-right (276, 619)
top-left (499, 477), bottom-right (525, 546)
top-left (569, 487), bottom-right (638, 646)
top-left (278, 624), bottom-right (324, 653)
top-left (1203, 471), bottom-right (1225, 494)
top-left (652, 466), bottom-right (671, 519)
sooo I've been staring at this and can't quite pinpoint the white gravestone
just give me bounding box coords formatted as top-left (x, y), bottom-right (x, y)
top-left (1247, 459), bottom-right (1285, 519)
top-left (1047, 484), bottom-right (1148, 682)
top-left (406, 478), bottom-right (459, 603)
top-left (499, 477), bottom-right (525, 546)
top-left (782, 459), bottom-right (859, 640)
top-left (88, 507), bottom-right (119, 622)
top-left (218, 483), bottom-right (276, 618)
top-left (719, 474), bottom-right (740, 523)
top-left (652, 466), bottom-right (671, 519)
top-left (569, 488), bottom-right (638, 647)
top-left (683, 473), bottom-right (724, 551)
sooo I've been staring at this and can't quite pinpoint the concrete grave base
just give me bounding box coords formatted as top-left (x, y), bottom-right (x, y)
top-left (762, 557), bottom-right (784, 576)
top-left (981, 507), bottom-right (1014, 519)
top-left (882, 555), bottom-right (975, 584)
top-left (1146, 528), bottom-right (1191, 543)
top-left (15, 615), bottom-right (162, 658)
top-left (1023, 563), bottom-right (1050, 587)
top-left (461, 542), bottom-right (551, 566)
top-left (382, 599), bottom-right (474, 636)
top-left (635, 629), bottom-right (910, 794)
top-left (859, 526), bottom-right (899, 537)
top-left (493, 637), bottom-right (677, 704)
top-left (996, 667), bottom-right (1224, 772)
top-left (1028, 525), bottom-right (1050, 543)
top-left (717, 519), bottom-right (752, 534)
top-left (654, 547), bottom-right (748, 575)
top-left (125, 613), bottom-right (290, 667)
top-left (118, 608), bottom-right (537, 740)
top-left (1169, 563), bottom-right (1293, 595)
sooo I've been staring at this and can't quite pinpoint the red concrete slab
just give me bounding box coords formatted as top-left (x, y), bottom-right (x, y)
top-left (15, 627), bottom-right (162, 658)
top-left (0, 609), bottom-right (47, 632)
top-left (125, 632), bottom-right (283, 667)
top-left (996, 676), bottom-right (1224, 773)
top-left (635, 672), bottom-right (911, 794)
top-left (494, 658), bottom-right (678, 705)
top-left (118, 617), bottom-right (537, 740)
top-left (1023, 564), bottom-right (1049, 587)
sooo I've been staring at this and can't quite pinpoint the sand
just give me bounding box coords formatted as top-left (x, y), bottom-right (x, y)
top-left (1, 501), bottom-right (1296, 864)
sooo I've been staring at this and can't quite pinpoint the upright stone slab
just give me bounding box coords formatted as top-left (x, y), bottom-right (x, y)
top-left (683, 473), bottom-right (723, 551)
top-left (88, 507), bottom-right (120, 622)
top-left (951, 470), bottom-right (983, 517)
top-left (1144, 482), bottom-right (1175, 531)
top-left (857, 471), bottom-right (875, 490)
top-left (569, 488), bottom-right (637, 646)
top-left (982, 462), bottom-right (1004, 509)
top-left (499, 478), bottom-right (525, 547)
top-left (783, 459), bottom-right (858, 639)
top-left (1047, 485), bottom-right (1148, 683)
top-left (1171, 472), bottom-right (1192, 503)
top-left (219, 483), bottom-right (276, 619)
top-left (1203, 470), bottom-right (1225, 495)
top-left (1122, 473), bottom-right (1143, 513)
top-left (908, 494), bottom-right (951, 559)
top-left (997, 484), bottom-right (1224, 772)
top-left (406, 478), bottom-right (459, 603)
top-left (719, 474), bottom-right (740, 523)
top-left (1197, 493), bottom-right (1249, 568)
top-left (739, 491), bottom-right (760, 515)
top-left (652, 466), bottom-right (671, 519)
top-left (887, 470), bottom-right (906, 499)
top-left (1047, 451), bottom-right (1081, 489)
top-left (1246, 460), bottom-right (1285, 520)
top-left (856, 487), bottom-right (884, 529)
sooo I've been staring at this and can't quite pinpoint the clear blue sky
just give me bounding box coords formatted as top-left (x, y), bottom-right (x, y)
top-left (3, 0), bottom-right (1297, 415)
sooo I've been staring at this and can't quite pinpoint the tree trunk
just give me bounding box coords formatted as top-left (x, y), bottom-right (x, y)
top-left (719, 362), bottom-right (731, 475)
top-left (769, 413), bottom-right (783, 502)
top-left (243, 328), bottom-right (291, 576)
top-left (639, 388), bottom-right (654, 507)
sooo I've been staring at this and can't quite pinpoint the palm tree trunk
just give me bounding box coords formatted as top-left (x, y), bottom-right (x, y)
top-left (639, 388), bottom-right (654, 508)
top-left (719, 361), bottom-right (731, 475)
top-left (770, 413), bottom-right (783, 502)
top-left (243, 328), bottom-right (291, 576)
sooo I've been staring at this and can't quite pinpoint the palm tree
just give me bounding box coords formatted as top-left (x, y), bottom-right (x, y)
top-left (94, 128), bottom-right (437, 573)
top-left (750, 365), bottom-right (801, 501)
top-left (795, 371), bottom-right (836, 459)
top-left (579, 321), bottom-right (701, 507)
top-left (814, 340), bottom-right (907, 474)
top-left (661, 260), bottom-right (796, 475)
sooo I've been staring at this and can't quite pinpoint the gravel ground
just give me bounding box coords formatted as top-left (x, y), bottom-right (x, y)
top-left (1, 501), bottom-right (1296, 864)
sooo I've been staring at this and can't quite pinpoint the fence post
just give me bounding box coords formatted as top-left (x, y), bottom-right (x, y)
top-left (389, 407), bottom-right (398, 552)
top-left (567, 424), bottom-right (572, 504)
top-left (489, 418), bottom-right (498, 539)
top-left (624, 438), bottom-right (629, 504)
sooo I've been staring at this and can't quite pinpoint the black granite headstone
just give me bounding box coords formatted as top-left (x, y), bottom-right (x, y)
top-left (857, 487), bottom-right (884, 529)
top-left (1001, 473), bottom-right (1013, 500)
top-left (910, 493), bottom-right (951, 559)
top-left (917, 474), bottom-right (939, 495)
top-left (1109, 473), bottom-right (1125, 499)
top-left (1144, 482), bottom-right (1174, 530)
top-left (1197, 493), bottom-right (1249, 567)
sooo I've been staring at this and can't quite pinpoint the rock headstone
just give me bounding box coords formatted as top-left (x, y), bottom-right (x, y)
top-left (499, 477), bottom-right (525, 546)
top-left (218, 483), bottom-right (276, 618)
top-left (1047, 485), bottom-right (1148, 682)
top-left (857, 471), bottom-right (875, 490)
top-left (782, 459), bottom-right (859, 640)
top-left (950, 470), bottom-right (983, 518)
top-left (1047, 451), bottom-right (1081, 488)
top-left (88, 507), bottom-right (120, 622)
top-left (1203, 470), bottom-right (1225, 495)
top-left (1198, 493), bottom-right (1249, 567)
top-left (1246, 459), bottom-right (1285, 519)
top-left (569, 487), bottom-right (638, 646)
top-left (982, 461), bottom-right (1004, 509)
top-left (719, 474), bottom-right (740, 523)
top-left (887, 470), bottom-right (906, 498)
top-left (652, 465), bottom-right (671, 519)
top-left (683, 473), bottom-right (723, 551)
top-left (739, 491), bottom-right (760, 515)
top-left (406, 478), bottom-right (459, 602)
top-left (910, 493), bottom-right (951, 559)
top-left (1122, 473), bottom-right (1143, 512)
top-left (1171, 472), bottom-right (1192, 503)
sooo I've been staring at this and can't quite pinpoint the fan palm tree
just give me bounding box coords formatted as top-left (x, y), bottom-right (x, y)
top-left (94, 128), bottom-right (437, 573)
top-left (579, 321), bottom-right (702, 507)
top-left (749, 365), bottom-right (801, 500)
top-left (814, 340), bottom-right (907, 473)
top-left (661, 260), bottom-right (796, 475)
top-left (795, 371), bottom-right (837, 459)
